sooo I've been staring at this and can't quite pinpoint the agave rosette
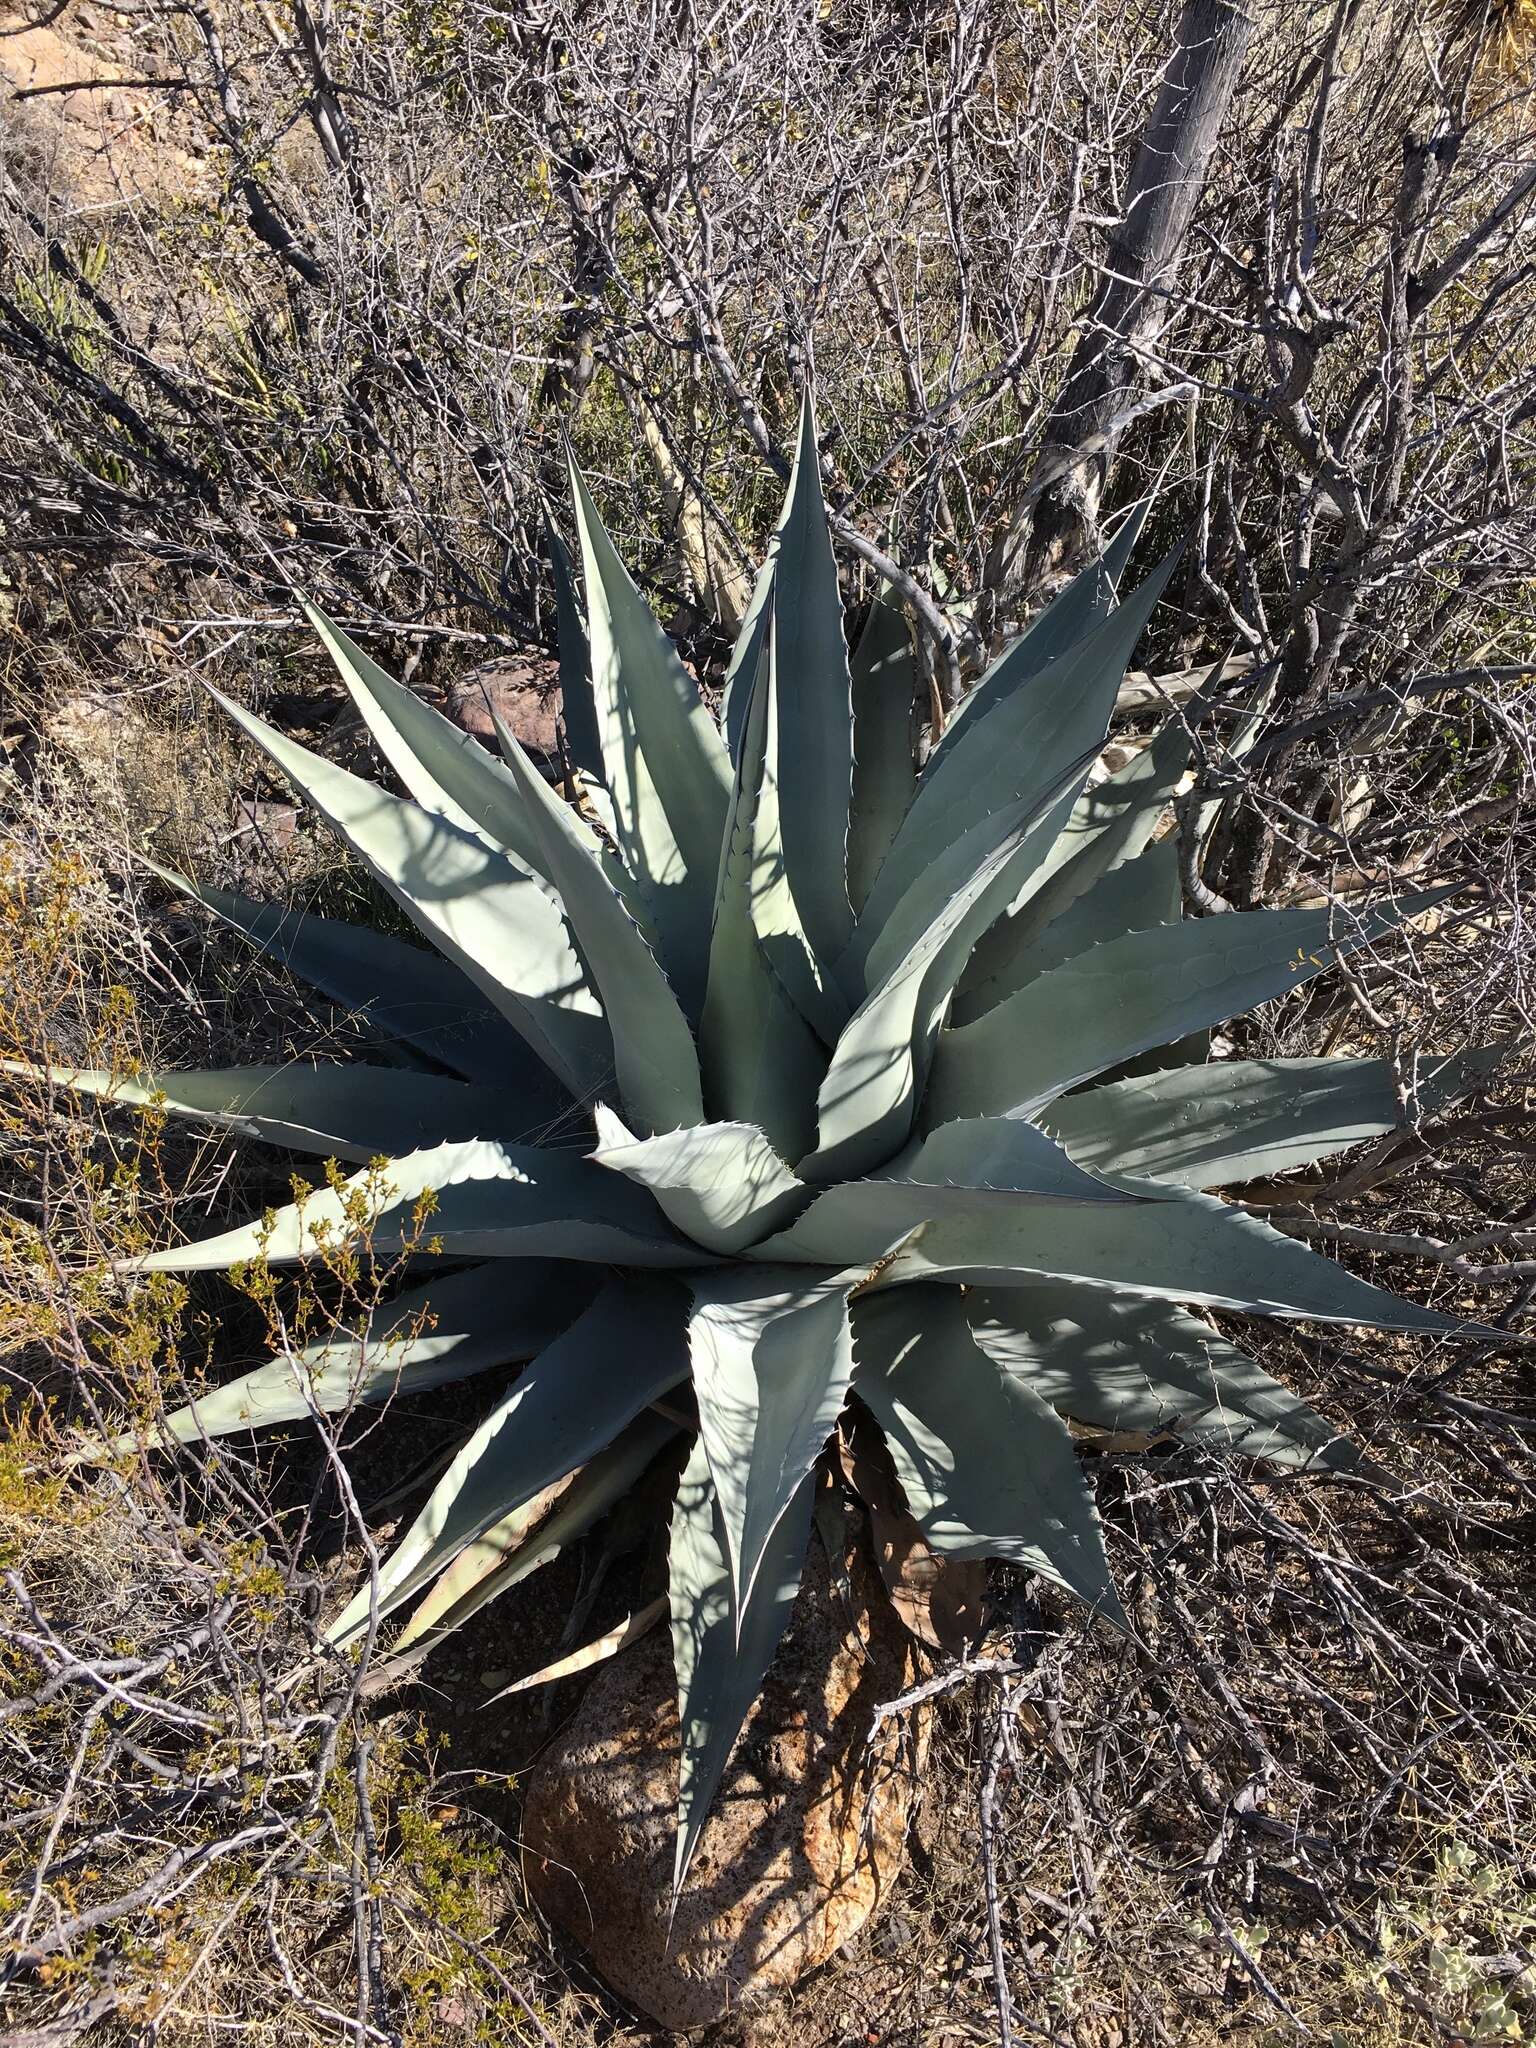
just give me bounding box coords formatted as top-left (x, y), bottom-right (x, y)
top-left (38, 399), bottom-right (1493, 1887)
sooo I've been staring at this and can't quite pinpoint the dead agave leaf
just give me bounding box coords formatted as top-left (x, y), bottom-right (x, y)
top-left (839, 1406), bottom-right (986, 1656)
top-left (1065, 1416), bottom-right (1168, 1454)
top-left (393, 1472), bottom-right (576, 1651)
top-left (481, 1595), bottom-right (667, 1705)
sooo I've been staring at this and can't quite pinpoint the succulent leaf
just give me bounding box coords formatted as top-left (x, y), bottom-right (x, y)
top-left (13, 1060), bottom-right (559, 1162)
top-left (206, 689), bottom-right (612, 1101)
top-left (136, 1137), bottom-right (700, 1272)
top-left (760, 1117), bottom-right (1490, 1334)
top-left (850, 551), bottom-right (1181, 981)
top-left (967, 837), bottom-right (1183, 1003)
top-left (867, 1179), bottom-right (1493, 1335)
top-left (699, 622), bottom-right (828, 1155)
top-left (669, 1436), bottom-right (811, 1896)
top-left (591, 1107), bottom-right (806, 1253)
top-left (735, 624), bottom-right (851, 1040)
top-left (687, 1263), bottom-right (858, 1621)
top-left (1044, 1048), bottom-right (1500, 1189)
top-left (765, 389), bottom-right (856, 967)
top-left (567, 456), bottom-right (732, 1008)
top-left (847, 588), bottom-right (918, 911)
top-left (894, 1116), bottom-right (1151, 1199)
top-left (954, 710), bottom-right (1193, 1021)
top-left (925, 886), bottom-right (1461, 1126)
top-left (852, 1285), bottom-right (1125, 1626)
top-left (305, 601), bottom-right (563, 874)
top-left (800, 743), bottom-right (1104, 1182)
top-left (544, 511), bottom-right (603, 779)
top-left (931, 491), bottom-right (1151, 760)
top-left (717, 548), bottom-right (776, 768)
top-left (965, 1283), bottom-right (1359, 1470)
top-left (327, 1274), bottom-right (690, 1644)
top-left (111, 1262), bottom-right (596, 1448)
top-left (150, 868), bottom-right (539, 1088)
top-left (753, 1118), bottom-right (1141, 1266)
top-left (492, 730), bottom-right (705, 1132)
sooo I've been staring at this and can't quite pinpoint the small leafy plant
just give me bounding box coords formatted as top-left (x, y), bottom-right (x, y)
top-left (32, 400), bottom-right (1493, 1888)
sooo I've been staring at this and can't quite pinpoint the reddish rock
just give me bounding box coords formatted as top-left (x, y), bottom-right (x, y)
top-left (233, 798), bottom-right (298, 852)
top-left (447, 660), bottom-right (561, 766)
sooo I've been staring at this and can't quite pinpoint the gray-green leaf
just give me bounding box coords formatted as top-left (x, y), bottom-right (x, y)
top-left (208, 689), bottom-right (611, 1103)
top-left (965, 1282), bottom-right (1359, 1470)
top-left (767, 389), bottom-right (855, 968)
top-left (118, 1261), bottom-right (594, 1447)
top-left (16, 1061), bottom-right (561, 1163)
top-left (494, 730), bottom-right (704, 1134)
top-left (591, 1108), bottom-right (805, 1254)
top-left (926, 887), bottom-right (1461, 1126)
top-left (929, 494), bottom-right (1152, 762)
top-left (669, 1437), bottom-right (810, 1894)
top-left (687, 1264), bottom-right (855, 1617)
top-left (851, 552), bottom-right (1178, 982)
top-left (953, 713), bottom-right (1191, 1025)
top-left (1043, 1049), bottom-right (1499, 1189)
top-left (305, 603), bottom-right (556, 875)
top-left (852, 1285), bottom-right (1124, 1625)
top-left (865, 1179), bottom-right (1494, 1338)
top-left (567, 458), bottom-right (732, 1011)
top-left (136, 1137), bottom-right (698, 1271)
top-left (150, 870), bottom-right (537, 1089)
top-left (959, 838), bottom-right (1181, 1012)
top-left (328, 1274), bottom-right (689, 1643)
top-left (545, 512), bottom-right (602, 779)
top-left (847, 588), bottom-right (917, 913)
top-left (699, 619), bottom-right (828, 1158)
top-left (799, 747), bottom-right (1105, 1182)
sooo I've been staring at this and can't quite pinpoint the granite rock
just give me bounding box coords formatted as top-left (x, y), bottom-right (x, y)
top-left (521, 1507), bottom-right (926, 2031)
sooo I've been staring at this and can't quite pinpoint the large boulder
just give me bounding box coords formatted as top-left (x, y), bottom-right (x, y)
top-left (520, 1504), bottom-right (927, 2031)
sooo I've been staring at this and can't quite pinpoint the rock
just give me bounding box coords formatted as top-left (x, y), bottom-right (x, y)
top-left (521, 1503), bottom-right (927, 2031)
top-left (232, 798), bottom-right (297, 852)
top-left (447, 659), bottom-right (561, 768)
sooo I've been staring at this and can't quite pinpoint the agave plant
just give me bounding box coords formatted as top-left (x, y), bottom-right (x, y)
top-left (35, 399), bottom-right (1492, 1889)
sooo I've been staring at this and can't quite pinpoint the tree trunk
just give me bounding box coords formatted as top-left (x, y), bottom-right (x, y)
top-left (985, 0), bottom-right (1253, 619)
